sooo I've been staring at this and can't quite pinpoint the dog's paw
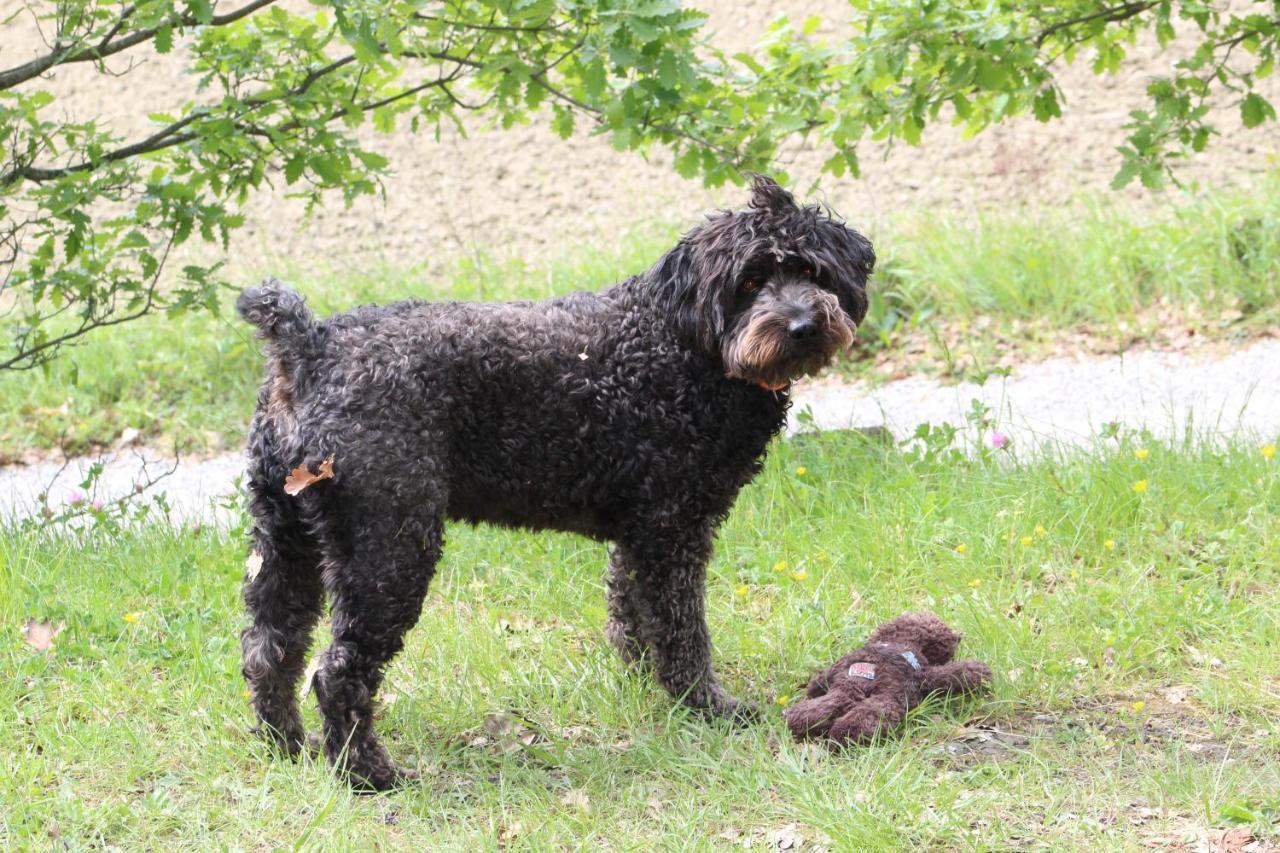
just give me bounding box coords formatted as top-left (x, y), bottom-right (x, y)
top-left (250, 722), bottom-right (307, 758)
top-left (695, 686), bottom-right (760, 726)
top-left (348, 762), bottom-right (419, 794)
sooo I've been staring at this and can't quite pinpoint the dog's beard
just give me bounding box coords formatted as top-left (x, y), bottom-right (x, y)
top-left (721, 304), bottom-right (855, 389)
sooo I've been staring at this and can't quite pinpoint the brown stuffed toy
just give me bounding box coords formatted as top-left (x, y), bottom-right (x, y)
top-left (784, 612), bottom-right (992, 744)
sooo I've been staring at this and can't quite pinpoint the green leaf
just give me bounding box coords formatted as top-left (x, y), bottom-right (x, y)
top-left (1110, 161), bottom-right (1139, 190)
top-left (308, 155), bottom-right (343, 184)
top-left (155, 25), bottom-right (173, 54)
top-left (1241, 92), bottom-right (1275, 129)
top-left (187, 0), bottom-right (213, 24)
top-left (1033, 88), bottom-right (1061, 122)
top-left (633, 0), bottom-right (681, 17)
top-left (354, 150), bottom-right (389, 170)
top-left (551, 106), bottom-right (574, 139)
top-left (582, 59), bottom-right (607, 101)
top-left (283, 154), bottom-right (306, 185)
top-left (975, 58), bottom-right (1006, 91)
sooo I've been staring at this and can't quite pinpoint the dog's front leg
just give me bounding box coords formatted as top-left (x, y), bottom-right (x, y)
top-left (613, 525), bottom-right (756, 722)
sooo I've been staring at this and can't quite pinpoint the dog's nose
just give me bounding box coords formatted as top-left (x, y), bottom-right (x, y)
top-left (787, 318), bottom-right (819, 341)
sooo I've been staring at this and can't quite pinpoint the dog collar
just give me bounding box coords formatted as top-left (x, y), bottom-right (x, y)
top-left (900, 651), bottom-right (922, 671)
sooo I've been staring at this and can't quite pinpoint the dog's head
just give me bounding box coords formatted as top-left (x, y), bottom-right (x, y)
top-left (649, 175), bottom-right (874, 390)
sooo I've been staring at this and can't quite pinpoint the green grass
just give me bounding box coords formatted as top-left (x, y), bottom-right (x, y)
top-left (872, 173), bottom-right (1280, 330)
top-left (2, 176), bottom-right (1278, 458)
top-left (4, 431), bottom-right (1279, 848)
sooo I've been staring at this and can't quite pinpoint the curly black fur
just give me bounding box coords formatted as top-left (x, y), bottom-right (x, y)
top-left (237, 176), bottom-right (874, 790)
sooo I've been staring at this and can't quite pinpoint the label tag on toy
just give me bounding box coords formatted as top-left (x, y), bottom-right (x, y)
top-left (847, 662), bottom-right (876, 680)
top-left (900, 651), bottom-right (922, 671)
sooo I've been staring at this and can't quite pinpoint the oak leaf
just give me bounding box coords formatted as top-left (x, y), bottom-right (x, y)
top-left (283, 455), bottom-right (335, 496)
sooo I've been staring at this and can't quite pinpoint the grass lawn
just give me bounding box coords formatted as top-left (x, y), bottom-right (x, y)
top-left (1, 175), bottom-right (1278, 460)
top-left (4, 430), bottom-right (1278, 848)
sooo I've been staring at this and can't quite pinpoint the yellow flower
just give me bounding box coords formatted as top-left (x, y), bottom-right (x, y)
top-left (123, 612), bottom-right (139, 624)
top-left (772, 560), bottom-right (788, 574)
top-left (1131, 701), bottom-right (1145, 712)
top-left (242, 688), bottom-right (252, 700)
top-left (1104, 539), bottom-right (1116, 550)
top-left (790, 569), bottom-right (808, 581)
top-left (1134, 448), bottom-right (1150, 460)
top-left (1132, 479), bottom-right (1149, 493)
top-left (968, 579), bottom-right (982, 588)
top-left (795, 466), bottom-right (807, 476)
top-left (954, 543), bottom-right (968, 555)
top-left (1020, 536), bottom-right (1033, 547)
top-left (776, 694), bottom-right (791, 707)
top-left (1263, 444), bottom-right (1277, 460)
top-left (1034, 525), bottom-right (1046, 537)
top-left (735, 584), bottom-right (749, 598)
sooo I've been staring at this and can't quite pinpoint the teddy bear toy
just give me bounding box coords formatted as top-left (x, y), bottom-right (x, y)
top-left (784, 612), bottom-right (992, 744)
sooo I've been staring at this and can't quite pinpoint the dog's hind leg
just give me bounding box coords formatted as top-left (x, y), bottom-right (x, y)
top-left (241, 477), bottom-right (324, 757)
top-left (312, 501), bottom-right (441, 792)
top-left (614, 523), bottom-right (755, 722)
top-left (605, 545), bottom-right (650, 666)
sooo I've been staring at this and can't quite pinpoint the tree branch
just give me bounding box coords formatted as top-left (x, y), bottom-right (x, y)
top-left (1035, 2), bottom-right (1159, 47)
top-left (0, 0), bottom-right (278, 91)
top-left (3, 53), bottom-right (359, 185)
top-left (0, 238), bottom-right (173, 371)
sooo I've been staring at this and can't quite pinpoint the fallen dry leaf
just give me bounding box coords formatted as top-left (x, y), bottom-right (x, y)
top-left (22, 619), bottom-right (65, 652)
top-left (1161, 685), bottom-right (1191, 705)
top-left (483, 712), bottom-right (515, 738)
top-left (283, 455), bottom-right (335, 496)
top-left (560, 789), bottom-right (590, 813)
top-left (245, 552), bottom-right (264, 582)
top-left (1212, 827), bottom-right (1255, 853)
top-left (498, 821), bottom-right (523, 846)
top-left (768, 823), bottom-right (803, 850)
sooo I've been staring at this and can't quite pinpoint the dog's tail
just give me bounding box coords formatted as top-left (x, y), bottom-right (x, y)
top-left (236, 279), bottom-right (319, 360)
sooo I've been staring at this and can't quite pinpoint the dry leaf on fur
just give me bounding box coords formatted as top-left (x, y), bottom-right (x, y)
top-left (300, 654), bottom-right (322, 697)
top-left (22, 619), bottom-right (65, 652)
top-left (245, 552), bottom-right (264, 582)
top-left (283, 455), bottom-right (335, 496)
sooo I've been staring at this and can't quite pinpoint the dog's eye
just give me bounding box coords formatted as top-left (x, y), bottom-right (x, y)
top-left (801, 264), bottom-right (815, 280)
top-left (741, 279), bottom-right (762, 294)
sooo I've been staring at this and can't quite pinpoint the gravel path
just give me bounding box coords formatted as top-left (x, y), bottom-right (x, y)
top-left (4, 338), bottom-right (1278, 525)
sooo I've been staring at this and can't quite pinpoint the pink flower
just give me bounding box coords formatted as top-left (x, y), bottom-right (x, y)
top-left (66, 491), bottom-right (85, 506)
top-left (90, 499), bottom-right (105, 511)
top-left (988, 431), bottom-right (1010, 450)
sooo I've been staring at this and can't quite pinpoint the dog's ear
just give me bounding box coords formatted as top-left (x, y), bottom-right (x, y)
top-left (811, 220), bottom-right (875, 327)
top-left (650, 239), bottom-right (715, 352)
top-left (649, 228), bottom-right (738, 354)
top-left (748, 174), bottom-right (797, 213)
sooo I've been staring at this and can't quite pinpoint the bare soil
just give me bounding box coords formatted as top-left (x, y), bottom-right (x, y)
top-left (3, 1), bottom-right (1278, 278)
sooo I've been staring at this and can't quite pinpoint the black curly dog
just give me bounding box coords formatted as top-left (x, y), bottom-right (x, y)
top-left (237, 176), bottom-right (874, 790)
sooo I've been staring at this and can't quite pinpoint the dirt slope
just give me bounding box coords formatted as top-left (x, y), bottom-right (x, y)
top-left (3, 0), bottom-right (1278, 275)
